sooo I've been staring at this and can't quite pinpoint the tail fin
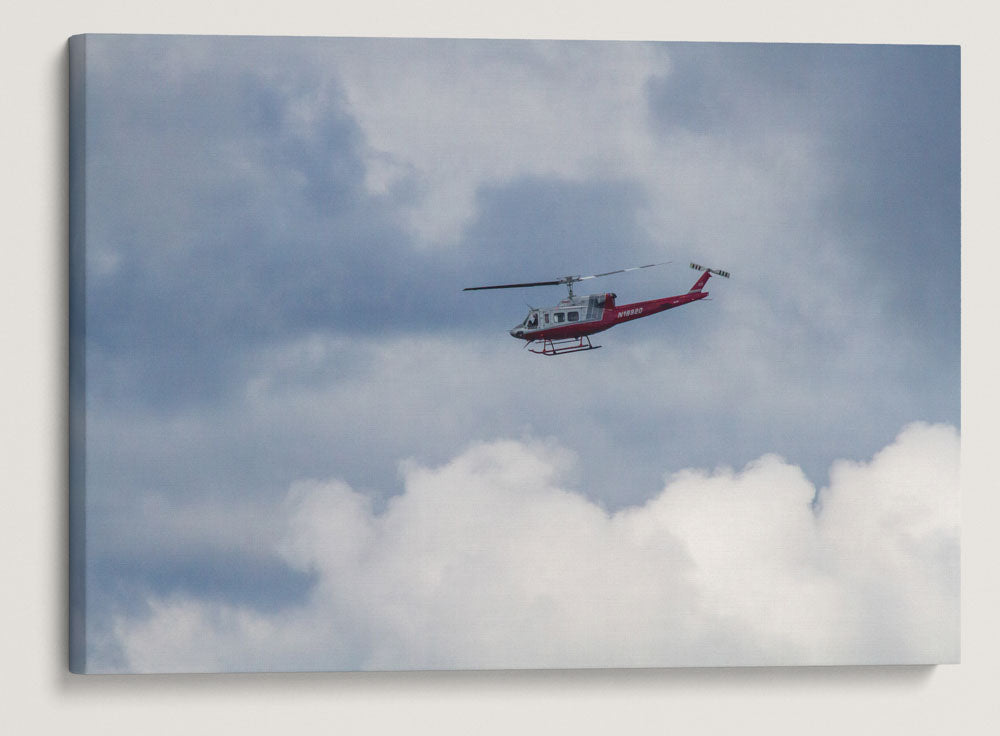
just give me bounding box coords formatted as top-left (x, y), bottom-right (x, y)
top-left (689, 270), bottom-right (712, 292)
top-left (689, 262), bottom-right (730, 292)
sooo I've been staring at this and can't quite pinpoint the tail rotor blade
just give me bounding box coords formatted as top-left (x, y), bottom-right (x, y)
top-left (690, 262), bottom-right (731, 279)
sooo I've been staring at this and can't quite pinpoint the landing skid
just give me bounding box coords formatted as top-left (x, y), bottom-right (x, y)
top-left (528, 336), bottom-right (602, 356)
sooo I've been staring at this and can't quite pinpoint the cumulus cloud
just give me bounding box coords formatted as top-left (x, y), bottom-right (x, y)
top-left (106, 421), bottom-right (958, 672)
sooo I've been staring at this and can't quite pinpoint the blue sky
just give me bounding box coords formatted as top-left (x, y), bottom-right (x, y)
top-left (74, 36), bottom-right (959, 671)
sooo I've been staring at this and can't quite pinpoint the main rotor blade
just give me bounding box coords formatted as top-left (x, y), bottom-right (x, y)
top-left (578, 261), bottom-right (670, 281)
top-left (464, 262), bottom-right (671, 292)
top-left (463, 280), bottom-right (563, 291)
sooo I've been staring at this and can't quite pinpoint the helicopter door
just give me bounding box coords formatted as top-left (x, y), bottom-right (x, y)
top-left (586, 295), bottom-right (604, 321)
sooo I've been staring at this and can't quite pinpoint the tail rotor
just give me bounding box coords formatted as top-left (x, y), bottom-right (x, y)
top-left (689, 262), bottom-right (731, 279)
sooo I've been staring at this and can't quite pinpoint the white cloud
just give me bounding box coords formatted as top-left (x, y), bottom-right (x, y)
top-left (107, 421), bottom-right (958, 672)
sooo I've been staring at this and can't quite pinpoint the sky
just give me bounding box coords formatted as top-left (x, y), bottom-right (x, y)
top-left (72, 35), bottom-right (960, 672)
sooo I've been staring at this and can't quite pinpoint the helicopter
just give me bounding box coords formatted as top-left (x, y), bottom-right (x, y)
top-left (464, 262), bottom-right (730, 355)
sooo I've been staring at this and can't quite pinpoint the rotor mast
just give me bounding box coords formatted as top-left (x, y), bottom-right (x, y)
top-left (562, 276), bottom-right (577, 299)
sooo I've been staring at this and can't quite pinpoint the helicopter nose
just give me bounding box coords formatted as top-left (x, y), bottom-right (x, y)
top-left (510, 328), bottom-right (525, 339)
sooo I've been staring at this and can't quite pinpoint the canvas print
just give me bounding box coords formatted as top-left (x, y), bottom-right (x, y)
top-left (69, 35), bottom-right (960, 673)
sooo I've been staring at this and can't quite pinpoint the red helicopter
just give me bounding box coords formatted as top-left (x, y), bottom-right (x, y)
top-left (464, 262), bottom-right (730, 355)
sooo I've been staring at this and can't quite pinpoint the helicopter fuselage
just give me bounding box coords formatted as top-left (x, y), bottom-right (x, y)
top-left (508, 287), bottom-right (708, 343)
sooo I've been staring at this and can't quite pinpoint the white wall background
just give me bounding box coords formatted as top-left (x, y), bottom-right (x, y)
top-left (3, 1), bottom-right (997, 733)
